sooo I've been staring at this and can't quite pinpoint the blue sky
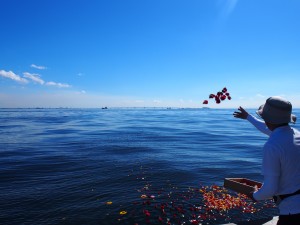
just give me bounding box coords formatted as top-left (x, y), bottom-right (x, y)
top-left (1, 0), bottom-right (300, 108)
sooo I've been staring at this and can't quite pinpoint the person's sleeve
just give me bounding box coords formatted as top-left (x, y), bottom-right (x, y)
top-left (253, 175), bottom-right (279, 200)
top-left (253, 143), bottom-right (281, 200)
top-left (247, 114), bottom-right (271, 136)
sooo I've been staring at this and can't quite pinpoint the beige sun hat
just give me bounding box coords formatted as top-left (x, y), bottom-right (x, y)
top-left (256, 96), bottom-right (296, 124)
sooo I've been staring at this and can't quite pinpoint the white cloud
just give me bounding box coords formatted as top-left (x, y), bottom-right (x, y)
top-left (24, 71), bottom-right (71, 88)
top-left (225, 0), bottom-right (238, 15)
top-left (153, 100), bottom-right (162, 104)
top-left (46, 81), bottom-right (71, 88)
top-left (0, 70), bottom-right (28, 84)
top-left (256, 93), bottom-right (266, 98)
top-left (1, 68), bottom-right (72, 88)
top-left (30, 64), bottom-right (47, 70)
top-left (218, 0), bottom-right (239, 18)
top-left (23, 72), bottom-right (45, 85)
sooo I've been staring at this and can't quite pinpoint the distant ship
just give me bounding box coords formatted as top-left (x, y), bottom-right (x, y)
top-left (102, 107), bottom-right (108, 109)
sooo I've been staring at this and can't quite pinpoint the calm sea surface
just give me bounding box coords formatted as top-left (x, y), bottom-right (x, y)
top-left (1, 108), bottom-right (299, 225)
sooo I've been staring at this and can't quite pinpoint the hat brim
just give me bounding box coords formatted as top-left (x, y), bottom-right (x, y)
top-left (256, 104), bottom-right (264, 118)
top-left (256, 104), bottom-right (297, 124)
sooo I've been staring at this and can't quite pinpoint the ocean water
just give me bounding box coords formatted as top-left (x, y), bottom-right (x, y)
top-left (1, 108), bottom-right (299, 225)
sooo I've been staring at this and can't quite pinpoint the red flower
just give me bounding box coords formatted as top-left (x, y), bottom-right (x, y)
top-left (202, 87), bottom-right (231, 105)
top-left (191, 220), bottom-right (199, 225)
top-left (143, 210), bottom-right (151, 217)
top-left (158, 216), bottom-right (163, 222)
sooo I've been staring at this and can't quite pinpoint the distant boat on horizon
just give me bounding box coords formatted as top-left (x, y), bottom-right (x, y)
top-left (102, 107), bottom-right (108, 110)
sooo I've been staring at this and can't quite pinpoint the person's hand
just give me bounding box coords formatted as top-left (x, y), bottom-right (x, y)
top-left (245, 185), bottom-right (258, 202)
top-left (233, 106), bottom-right (249, 120)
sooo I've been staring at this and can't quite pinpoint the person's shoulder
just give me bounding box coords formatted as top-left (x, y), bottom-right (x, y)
top-left (265, 130), bottom-right (283, 146)
top-left (263, 137), bottom-right (275, 148)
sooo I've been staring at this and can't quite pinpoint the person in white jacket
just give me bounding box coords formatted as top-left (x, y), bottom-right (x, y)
top-left (233, 97), bottom-right (300, 225)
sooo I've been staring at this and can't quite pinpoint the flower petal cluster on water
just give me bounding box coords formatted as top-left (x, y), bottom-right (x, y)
top-left (103, 165), bottom-right (276, 225)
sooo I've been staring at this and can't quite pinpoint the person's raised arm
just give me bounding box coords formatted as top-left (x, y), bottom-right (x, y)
top-left (233, 106), bottom-right (271, 136)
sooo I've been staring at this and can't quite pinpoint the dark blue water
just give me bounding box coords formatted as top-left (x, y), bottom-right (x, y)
top-left (1, 108), bottom-right (298, 225)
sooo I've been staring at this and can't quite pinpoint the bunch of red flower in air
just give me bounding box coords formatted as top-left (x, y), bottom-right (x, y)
top-left (203, 87), bottom-right (231, 104)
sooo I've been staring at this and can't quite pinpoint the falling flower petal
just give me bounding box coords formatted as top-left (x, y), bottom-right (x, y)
top-left (203, 100), bottom-right (208, 104)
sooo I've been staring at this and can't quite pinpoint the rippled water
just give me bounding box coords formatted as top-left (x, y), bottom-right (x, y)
top-left (1, 108), bottom-right (299, 225)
